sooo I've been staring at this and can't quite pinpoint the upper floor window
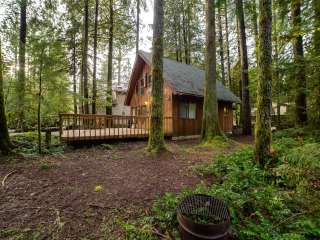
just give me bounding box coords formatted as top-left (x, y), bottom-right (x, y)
top-left (147, 74), bottom-right (152, 88)
top-left (140, 78), bottom-right (144, 95)
top-left (144, 73), bottom-right (148, 88)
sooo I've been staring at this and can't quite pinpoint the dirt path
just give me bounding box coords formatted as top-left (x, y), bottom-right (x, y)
top-left (0, 138), bottom-right (251, 239)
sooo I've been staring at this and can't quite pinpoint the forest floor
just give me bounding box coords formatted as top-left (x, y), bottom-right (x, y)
top-left (0, 136), bottom-right (252, 239)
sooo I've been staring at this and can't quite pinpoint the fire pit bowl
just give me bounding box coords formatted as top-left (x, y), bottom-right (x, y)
top-left (177, 194), bottom-right (230, 240)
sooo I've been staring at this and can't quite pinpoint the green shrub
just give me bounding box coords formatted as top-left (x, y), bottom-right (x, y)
top-left (11, 131), bottom-right (65, 156)
top-left (120, 129), bottom-right (320, 240)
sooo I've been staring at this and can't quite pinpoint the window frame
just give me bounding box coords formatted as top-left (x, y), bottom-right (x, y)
top-left (179, 102), bottom-right (197, 120)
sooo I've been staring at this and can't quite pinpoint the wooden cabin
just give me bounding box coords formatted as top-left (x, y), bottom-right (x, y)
top-left (124, 51), bottom-right (240, 137)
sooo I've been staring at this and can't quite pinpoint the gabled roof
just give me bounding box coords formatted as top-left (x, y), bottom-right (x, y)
top-left (125, 51), bottom-right (241, 104)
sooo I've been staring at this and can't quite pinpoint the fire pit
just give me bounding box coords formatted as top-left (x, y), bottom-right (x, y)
top-left (177, 194), bottom-right (230, 240)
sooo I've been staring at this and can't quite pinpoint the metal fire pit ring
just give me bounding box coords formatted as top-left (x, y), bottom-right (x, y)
top-left (177, 194), bottom-right (230, 240)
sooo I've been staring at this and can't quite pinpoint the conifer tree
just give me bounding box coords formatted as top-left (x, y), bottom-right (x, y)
top-left (148, 0), bottom-right (165, 152)
top-left (0, 38), bottom-right (12, 155)
top-left (201, 0), bottom-right (221, 141)
top-left (255, 0), bottom-right (272, 166)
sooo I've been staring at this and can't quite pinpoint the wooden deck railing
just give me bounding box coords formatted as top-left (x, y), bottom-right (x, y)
top-left (59, 114), bottom-right (173, 142)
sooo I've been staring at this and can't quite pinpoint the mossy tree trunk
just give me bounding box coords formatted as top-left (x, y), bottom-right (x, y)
top-left (312, 0), bottom-right (320, 126)
top-left (0, 39), bottom-right (12, 155)
top-left (236, 0), bottom-right (252, 135)
top-left (255, 0), bottom-right (272, 166)
top-left (92, 0), bottom-right (99, 114)
top-left (106, 0), bottom-right (114, 115)
top-left (292, 0), bottom-right (307, 126)
top-left (147, 0), bottom-right (165, 152)
top-left (201, 0), bottom-right (222, 142)
top-left (82, 0), bottom-right (89, 114)
top-left (16, 0), bottom-right (27, 130)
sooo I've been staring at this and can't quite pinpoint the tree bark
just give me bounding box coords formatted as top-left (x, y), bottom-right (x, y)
top-left (0, 38), bottom-right (12, 155)
top-left (273, 4), bottom-right (281, 127)
top-left (224, 0), bottom-right (232, 89)
top-left (218, 3), bottom-right (225, 85)
top-left (186, 1), bottom-right (192, 64)
top-left (236, 0), bottom-right (252, 135)
top-left (181, 0), bottom-right (189, 64)
top-left (292, 0), bottom-right (307, 126)
top-left (92, 0), bottom-right (99, 114)
top-left (250, 0), bottom-right (259, 63)
top-left (72, 34), bottom-right (77, 114)
top-left (177, 11), bottom-right (183, 62)
top-left (147, 0), bottom-right (165, 152)
top-left (82, 0), bottom-right (89, 114)
top-left (255, 0), bottom-right (272, 166)
top-left (236, 17), bottom-right (242, 99)
top-left (106, 0), bottom-right (114, 115)
top-left (136, 0), bottom-right (140, 54)
top-left (313, 0), bottom-right (320, 126)
top-left (201, 0), bottom-right (221, 141)
top-left (37, 47), bottom-right (45, 154)
top-left (16, 0), bottom-right (27, 130)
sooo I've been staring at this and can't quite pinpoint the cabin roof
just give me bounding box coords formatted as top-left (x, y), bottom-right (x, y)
top-left (125, 51), bottom-right (241, 105)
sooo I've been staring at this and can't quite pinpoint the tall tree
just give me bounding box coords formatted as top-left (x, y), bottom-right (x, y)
top-left (312, 0), bottom-right (320, 126)
top-left (136, 0), bottom-right (140, 54)
top-left (72, 33), bottom-right (77, 114)
top-left (273, 2), bottom-right (281, 126)
top-left (292, 0), bottom-right (307, 125)
top-left (0, 38), bottom-right (12, 155)
top-left (236, 0), bottom-right (251, 135)
top-left (81, 0), bottom-right (89, 114)
top-left (37, 46), bottom-right (45, 154)
top-left (247, 0), bottom-right (259, 62)
top-left (147, 0), bottom-right (165, 152)
top-left (106, 0), bottom-right (114, 115)
top-left (201, 0), bottom-right (221, 141)
top-left (224, 0), bottom-right (232, 88)
top-left (92, 0), bottom-right (99, 114)
top-left (255, 0), bottom-right (272, 166)
top-left (217, 2), bottom-right (225, 85)
top-left (16, 0), bottom-right (27, 130)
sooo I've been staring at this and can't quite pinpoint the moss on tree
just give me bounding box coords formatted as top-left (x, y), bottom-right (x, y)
top-left (147, 0), bottom-right (165, 152)
top-left (255, 0), bottom-right (272, 166)
top-left (201, 0), bottom-right (222, 142)
top-left (0, 39), bottom-right (12, 155)
top-left (312, 0), bottom-right (320, 127)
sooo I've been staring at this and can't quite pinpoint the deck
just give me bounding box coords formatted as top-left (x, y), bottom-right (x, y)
top-left (59, 114), bottom-right (172, 142)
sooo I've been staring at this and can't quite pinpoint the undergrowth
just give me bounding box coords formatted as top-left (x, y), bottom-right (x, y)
top-left (10, 131), bottom-right (66, 156)
top-left (120, 127), bottom-right (320, 240)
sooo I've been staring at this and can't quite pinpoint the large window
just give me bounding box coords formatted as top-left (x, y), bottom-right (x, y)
top-left (179, 102), bottom-right (196, 119)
